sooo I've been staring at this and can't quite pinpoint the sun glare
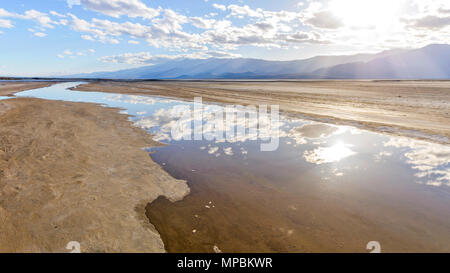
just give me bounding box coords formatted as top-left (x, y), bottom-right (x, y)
top-left (320, 142), bottom-right (356, 163)
top-left (304, 141), bottom-right (357, 164)
top-left (330, 0), bottom-right (403, 29)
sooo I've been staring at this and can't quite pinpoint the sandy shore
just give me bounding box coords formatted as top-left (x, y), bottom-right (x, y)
top-left (0, 82), bottom-right (54, 96)
top-left (73, 80), bottom-right (450, 144)
top-left (0, 97), bottom-right (188, 252)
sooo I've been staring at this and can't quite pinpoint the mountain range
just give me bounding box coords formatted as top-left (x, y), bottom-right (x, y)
top-left (67, 44), bottom-right (450, 79)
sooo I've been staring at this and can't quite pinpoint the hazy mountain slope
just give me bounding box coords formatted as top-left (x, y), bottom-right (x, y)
top-left (66, 45), bottom-right (450, 79)
top-left (68, 50), bottom-right (400, 79)
top-left (314, 44), bottom-right (450, 79)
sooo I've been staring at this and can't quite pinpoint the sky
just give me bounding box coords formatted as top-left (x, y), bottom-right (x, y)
top-left (0, 0), bottom-right (449, 76)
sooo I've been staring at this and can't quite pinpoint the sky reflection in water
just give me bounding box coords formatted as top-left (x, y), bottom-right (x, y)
top-left (14, 82), bottom-right (450, 188)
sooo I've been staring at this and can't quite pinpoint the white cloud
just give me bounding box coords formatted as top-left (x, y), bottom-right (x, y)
top-left (34, 32), bottom-right (47, 37)
top-left (68, 14), bottom-right (123, 44)
top-left (67, 12), bottom-right (196, 47)
top-left (0, 8), bottom-right (56, 29)
top-left (439, 7), bottom-right (450, 14)
top-left (61, 3), bottom-right (332, 52)
top-left (50, 11), bottom-right (66, 18)
top-left (81, 34), bottom-right (94, 41)
top-left (190, 17), bottom-right (217, 29)
top-left (101, 51), bottom-right (152, 64)
top-left (304, 10), bottom-right (344, 29)
top-left (0, 18), bottom-right (12, 28)
top-left (58, 19), bottom-right (68, 26)
top-left (68, 0), bottom-right (160, 19)
top-left (228, 5), bottom-right (263, 18)
top-left (0, 8), bottom-right (15, 17)
top-left (404, 15), bottom-right (450, 30)
top-left (212, 4), bottom-right (226, 11)
top-left (58, 49), bottom-right (96, 59)
top-left (22, 10), bottom-right (55, 28)
top-left (128, 40), bottom-right (140, 44)
top-left (100, 50), bottom-right (242, 64)
top-left (67, 0), bottom-right (81, 8)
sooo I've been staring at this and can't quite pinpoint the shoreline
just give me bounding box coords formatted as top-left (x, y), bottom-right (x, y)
top-left (0, 96), bottom-right (189, 252)
top-left (0, 82), bottom-right (55, 97)
top-left (72, 80), bottom-right (450, 145)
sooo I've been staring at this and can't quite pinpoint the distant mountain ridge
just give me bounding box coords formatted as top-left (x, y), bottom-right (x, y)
top-left (66, 44), bottom-right (450, 79)
top-left (314, 44), bottom-right (450, 79)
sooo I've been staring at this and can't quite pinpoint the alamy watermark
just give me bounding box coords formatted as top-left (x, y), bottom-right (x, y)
top-left (169, 97), bottom-right (280, 151)
top-left (66, 241), bottom-right (81, 253)
top-left (367, 241), bottom-right (381, 253)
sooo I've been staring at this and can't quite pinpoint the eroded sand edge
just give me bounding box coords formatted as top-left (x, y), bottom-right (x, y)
top-left (0, 97), bottom-right (189, 252)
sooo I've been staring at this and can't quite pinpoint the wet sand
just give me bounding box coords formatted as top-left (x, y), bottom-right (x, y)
top-left (73, 80), bottom-right (450, 144)
top-left (0, 82), bottom-right (54, 96)
top-left (0, 97), bottom-right (188, 252)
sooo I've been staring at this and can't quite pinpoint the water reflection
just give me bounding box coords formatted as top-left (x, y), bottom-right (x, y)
top-left (123, 91), bottom-right (449, 188)
top-left (13, 82), bottom-right (450, 188)
top-left (384, 137), bottom-right (450, 187)
top-left (304, 141), bottom-right (356, 164)
top-left (107, 94), bottom-right (156, 105)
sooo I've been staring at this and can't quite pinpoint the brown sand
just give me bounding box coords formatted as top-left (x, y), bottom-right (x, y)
top-left (73, 80), bottom-right (450, 144)
top-left (0, 82), bottom-right (54, 96)
top-left (0, 98), bottom-right (188, 252)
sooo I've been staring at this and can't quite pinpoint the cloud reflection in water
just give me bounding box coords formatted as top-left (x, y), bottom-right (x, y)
top-left (304, 141), bottom-right (356, 164)
top-left (105, 93), bottom-right (449, 188)
top-left (384, 137), bottom-right (450, 187)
